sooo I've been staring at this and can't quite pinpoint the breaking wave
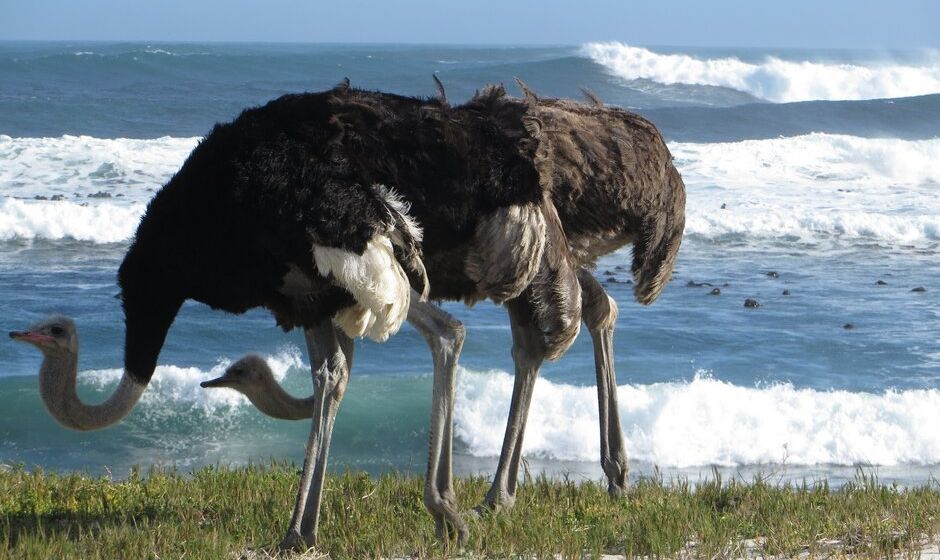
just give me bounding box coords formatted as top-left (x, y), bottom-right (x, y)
top-left (48, 361), bottom-right (940, 468)
top-left (83, 347), bottom-right (305, 421)
top-left (0, 134), bottom-right (196, 243)
top-left (1, 133), bottom-right (938, 246)
top-left (583, 42), bottom-right (940, 102)
top-left (0, 134), bottom-right (198, 203)
top-left (674, 134), bottom-right (940, 244)
top-left (454, 369), bottom-right (940, 467)
top-left (0, 198), bottom-right (144, 243)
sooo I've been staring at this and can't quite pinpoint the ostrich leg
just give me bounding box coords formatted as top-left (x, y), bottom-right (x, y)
top-left (407, 292), bottom-right (468, 542)
top-left (484, 297), bottom-right (547, 510)
top-left (280, 319), bottom-right (352, 551)
top-left (577, 269), bottom-right (629, 496)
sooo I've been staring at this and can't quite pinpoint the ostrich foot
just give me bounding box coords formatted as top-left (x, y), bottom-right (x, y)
top-left (278, 530), bottom-right (314, 553)
top-left (479, 488), bottom-right (516, 513)
top-left (604, 458), bottom-right (629, 498)
top-left (426, 491), bottom-right (468, 545)
top-left (434, 513), bottom-right (469, 545)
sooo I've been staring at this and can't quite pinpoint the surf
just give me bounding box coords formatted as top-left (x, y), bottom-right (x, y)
top-left (583, 42), bottom-right (940, 102)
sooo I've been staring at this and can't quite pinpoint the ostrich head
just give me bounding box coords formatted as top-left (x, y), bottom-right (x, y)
top-left (201, 354), bottom-right (272, 393)
top-left (10, 316), bottom-right (78, 356)
top-left (200, 354), bottom-right (313, 421)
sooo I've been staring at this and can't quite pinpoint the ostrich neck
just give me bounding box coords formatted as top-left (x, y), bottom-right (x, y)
top-left (38, 352), bottom-right (146, 431)
top-left (246, 379), bottom-right (315, 421)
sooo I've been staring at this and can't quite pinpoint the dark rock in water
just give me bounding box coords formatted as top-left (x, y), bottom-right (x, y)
top-left (744, 298), bottom-right (761, 308)
top-left (87, 191), bottom-right (112, 198)
top-left (876, 280), bottom-right (888, 286)
top-left (710, 288), bottom-right (721, 295)
top-left (766, 271), bottom-right (779, 279)
top-left (843, 323), bottom-right (855, 330)
top-left (606, 277), bottom-right (621, 284)
top-left (782, 289), bottom-right (790, 296)
top-left (686, 280), bottom-right (713, 288)
top-left (625, 279), bottom-right (633, 285)
top-left (115, 193), bottom-right (125, 197)
top-left (723, 282), bottom-right (730, 287)
top-left (49, 194), bottom-right (65, 201)
top-left (603, 270), bottom-right (616, 276)
top-left (33, 195), bottom-right (48, 200)
top-left (911, 286), bottom-right (927, 292)
top-left (615, 265), bottom-right (627, 271)
top-left (720, 203), bottom-right (727, 209)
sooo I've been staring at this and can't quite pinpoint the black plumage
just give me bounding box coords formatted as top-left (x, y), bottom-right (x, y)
top-left (117, 82), bottom-right (685, 384)
top-left (118, 84), bottom-right (542, 382)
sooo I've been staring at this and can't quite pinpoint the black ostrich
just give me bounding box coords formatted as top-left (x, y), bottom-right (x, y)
top-left (11, 80), bottom-right (685, 550)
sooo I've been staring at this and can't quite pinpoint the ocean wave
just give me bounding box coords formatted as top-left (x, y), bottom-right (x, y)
top-left (672, 133), bottom-right (940, 188)
top-left (0, 134), bottom-right (196, 243)
top-left (1, 133), bottom-right (937, 246)
top-left (0, 198), bottom-right (144, 243)
top-left (454, 369), bottom-right (940, 467)
top-left (0, 134), bottom-right (198, 203)
top-left (82, 347), bottom-right (305, 420)
top-left (674, 134), bottom-right (940, 244)
top-left (59, 359), bottom-right (940, 467)
top-left (583, 42), bottom-right (940, 102)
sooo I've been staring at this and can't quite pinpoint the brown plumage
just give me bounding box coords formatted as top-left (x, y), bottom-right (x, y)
top-left (519, 86), bottom-right (686, 305)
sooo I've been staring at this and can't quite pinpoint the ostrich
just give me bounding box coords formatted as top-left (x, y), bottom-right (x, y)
top-left (11, 81), bottom-right (685, 550)
top-left (203, 86), bottom-right (686, 512)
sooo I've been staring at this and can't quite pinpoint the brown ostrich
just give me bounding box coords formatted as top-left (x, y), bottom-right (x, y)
top-left (11, 80), bottom-right (685, 550)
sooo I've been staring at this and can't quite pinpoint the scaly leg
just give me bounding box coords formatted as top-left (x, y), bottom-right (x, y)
top-left (484, 297), bottom-right (546, 510)
top-left (578, 269), bottom-right (629, 496)
top-left (280, 319), bottom-right (351, 551)
top-left (407, 292), bottom-right (468, 542)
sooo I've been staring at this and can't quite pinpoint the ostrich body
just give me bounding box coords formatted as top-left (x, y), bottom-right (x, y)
top-left (11, 82), bottom-right (685, 549)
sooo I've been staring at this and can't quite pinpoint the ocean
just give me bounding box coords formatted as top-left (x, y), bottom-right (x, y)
top-left (1, 41), bottom-right (938, 485)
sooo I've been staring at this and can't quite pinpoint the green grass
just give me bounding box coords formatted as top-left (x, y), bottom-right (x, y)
top-left (0, 464), bottom-right (937, 559)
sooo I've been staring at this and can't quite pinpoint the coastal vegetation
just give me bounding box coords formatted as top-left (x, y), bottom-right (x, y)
top-left (1, 463), bottom-right (937, 559)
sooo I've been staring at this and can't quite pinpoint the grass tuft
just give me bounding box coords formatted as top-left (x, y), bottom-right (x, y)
top-left (0, 463), bottom-right (937, 559)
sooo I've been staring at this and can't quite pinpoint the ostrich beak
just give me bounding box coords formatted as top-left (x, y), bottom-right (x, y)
top-left (9, 331), bottom-right (54, 344)
top-left (200, 376), bottom-right (234, 389)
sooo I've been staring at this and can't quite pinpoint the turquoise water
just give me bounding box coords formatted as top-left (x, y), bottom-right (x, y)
top-left (0, 42), bottom-right (938, 483)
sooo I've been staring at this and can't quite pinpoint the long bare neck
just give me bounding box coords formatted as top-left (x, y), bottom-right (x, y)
top-left (38, 352), bottom-right (146, 431)
top-left (245, 378), bottom-right (315, 421)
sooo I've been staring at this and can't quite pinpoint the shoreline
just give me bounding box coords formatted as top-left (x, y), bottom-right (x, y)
top-left (5, 454), bottom-right (940, 490)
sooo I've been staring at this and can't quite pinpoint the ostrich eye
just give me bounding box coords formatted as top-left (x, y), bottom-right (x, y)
top-left (50, 325), bottom-right (65, 337)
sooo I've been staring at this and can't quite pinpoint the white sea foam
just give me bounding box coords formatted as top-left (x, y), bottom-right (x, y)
top-left (0, 133), bottom-right (937, 246)
top-left (63, 358), bottom-right (940, 466)
top-left (143, 48), bottom-right (177, 56)
top-left (82, 347), bottom-right (305, 419)
top-left (0, 134), bottom-right (198, 202)
top-left (0, 135), bottom-right (197, 243)
top-left (0, 198), bottom-right (145, 243)
top-left (583, 42), bottom-right (940, 102)
top-left (454, 369), bottom-right (940, 467)
top-left (672, 134), bottom-right (940, 244)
